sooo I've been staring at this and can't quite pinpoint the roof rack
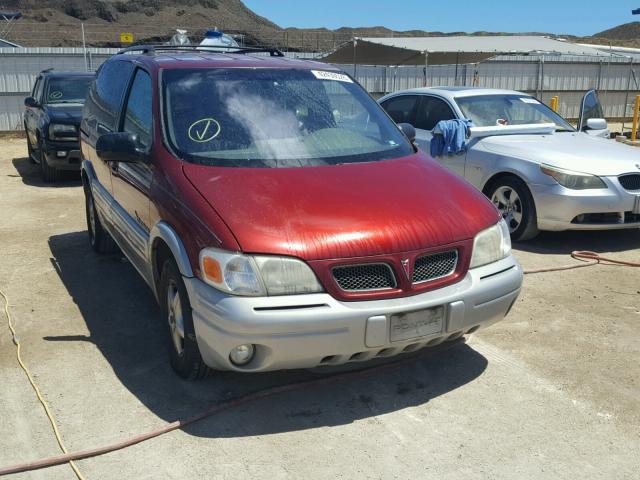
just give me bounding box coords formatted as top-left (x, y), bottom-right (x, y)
top-left (117, 44), bottom-right (285, 57)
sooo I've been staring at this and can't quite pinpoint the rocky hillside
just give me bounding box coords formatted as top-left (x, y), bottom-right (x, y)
top-left (2, 1), bottom-right (639, 49)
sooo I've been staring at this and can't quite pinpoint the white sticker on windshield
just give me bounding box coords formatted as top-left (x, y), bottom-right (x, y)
top-left (520, 97), bottom-right (539, 104)
top-left (311, 70), bottom-right (353, 83)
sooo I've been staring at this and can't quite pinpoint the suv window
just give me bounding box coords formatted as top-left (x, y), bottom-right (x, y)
top-left (33, 77), bottom-right (44, 103)
top-left (44, 77), bottom-right (93, 105)
top-left (122, 69), bottom-right (152, 148)
top-left (162, 68), bottom-right (413, 168)
top-left (381, 95), bottom-right (418, 124)
top-left (415, 96), bottom-right (456, 130)
top-left (94, 60), bottom-right (135, 131)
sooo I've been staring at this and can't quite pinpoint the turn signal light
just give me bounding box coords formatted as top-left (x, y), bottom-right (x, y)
top-left (202, 256), bottom-right (223, 283)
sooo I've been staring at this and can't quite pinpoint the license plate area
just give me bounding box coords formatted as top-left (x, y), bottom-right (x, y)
top-left (390, 306), bottom-right (445, 343)
top-left (633, 196), bottom-right (640, 215)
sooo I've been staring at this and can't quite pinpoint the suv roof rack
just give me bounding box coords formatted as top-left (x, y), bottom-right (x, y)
top-left (117, 44), bottom-right (285, 57)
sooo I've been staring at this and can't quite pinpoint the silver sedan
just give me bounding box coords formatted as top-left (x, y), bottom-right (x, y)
top-left (380, 87), bottom-right (640, 241)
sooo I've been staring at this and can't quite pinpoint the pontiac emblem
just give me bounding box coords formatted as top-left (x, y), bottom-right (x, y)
top-left (401, 259), bottom-right (411, 280)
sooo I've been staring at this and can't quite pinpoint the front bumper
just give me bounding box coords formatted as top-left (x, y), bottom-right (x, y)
top-left (184, 255), bottom-right (523, 372)
top-left (532, 179), bottom-right (640, 231)
top-left (42, 139), bottom-right (82, 171)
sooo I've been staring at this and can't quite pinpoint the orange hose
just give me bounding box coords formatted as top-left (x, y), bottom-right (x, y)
top-left (524, 250), bottom-right (640, 274)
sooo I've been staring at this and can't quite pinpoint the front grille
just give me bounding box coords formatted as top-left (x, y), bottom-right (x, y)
top-left (332, 263), bottom-right (396, 291)
top-left (412, 250), bottom-right (458, 284)
top-left (619, 174), bottom-right (640, 191)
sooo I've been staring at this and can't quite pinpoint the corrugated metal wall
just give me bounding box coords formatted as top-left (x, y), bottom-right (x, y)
top-left (1, 48), bottom-right (639, 130)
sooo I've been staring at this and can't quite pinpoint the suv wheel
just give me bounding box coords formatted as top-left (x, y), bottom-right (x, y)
top-left (39, 138), bottom-right (61, 183)
top-left (85, 187), bottom-right (117, 254)
top-left (26, 131), bottom-right (36, 164)
top-left (159, 258), bottom-right (211, 380)
top-left (488, 176), bottom-right (540, 241)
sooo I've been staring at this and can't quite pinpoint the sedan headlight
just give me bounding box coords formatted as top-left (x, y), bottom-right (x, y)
top-left (540, 164), bottom-right (606, 190)
top-left (470, 219), bottom-right (512, 269)
top-left (199, 248), bottom-right (324, 296)
top-left (49, 123), bottom-right (77, 139)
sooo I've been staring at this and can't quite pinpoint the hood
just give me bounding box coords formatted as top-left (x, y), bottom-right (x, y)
top-left (479, 132), bottom-right (640, 176)
top-left (46, 104), bottom-right (83, 124)
top-left (182, 153), bottom-right (499, 261)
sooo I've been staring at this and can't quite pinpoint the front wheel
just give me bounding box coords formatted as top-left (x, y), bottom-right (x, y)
top-left (39, 139), bottom-right (61, 183)
top-left (488, 176), bottom-right (540, 242)
top-left (159, 258), bottom-right (211, 380)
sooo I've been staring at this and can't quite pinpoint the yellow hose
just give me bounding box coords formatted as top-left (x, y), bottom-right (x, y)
top-left (0, 289), bottom-right (85, 480)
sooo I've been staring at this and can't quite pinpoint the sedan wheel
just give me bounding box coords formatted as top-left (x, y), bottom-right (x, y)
top-left (488, 176), bottom-right (540, 241)
top-left (491, 186), bottom-right (523, 233)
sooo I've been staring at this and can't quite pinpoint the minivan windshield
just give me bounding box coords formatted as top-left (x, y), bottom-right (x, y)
top-left (455, 94), bottom-right (575, 132)
top-left (45, 77), bottom-right (93, 104)
top-left (162, 68), bottom-right (413, 168)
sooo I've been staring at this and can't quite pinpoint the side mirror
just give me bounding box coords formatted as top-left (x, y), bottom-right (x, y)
top-left (585, 118), bottom-right (607, 131)
top-left (96, 132), bottom-right (148, 163)
top-left (24, 96), bottom-right (39, 108)
top-left (398, 123), bottom-right (416, 143)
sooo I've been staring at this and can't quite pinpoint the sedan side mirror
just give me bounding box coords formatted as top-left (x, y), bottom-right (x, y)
top-left (585, 118), bottom-right (608, 131)
top-left (24, 96), bottom-right (40, 108)
top-left (96, 132), bottom-right (149, 163)
top-left (398, 123), bottom-right (416, 143)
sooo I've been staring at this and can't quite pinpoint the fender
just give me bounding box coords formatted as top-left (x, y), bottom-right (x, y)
top-left (148, 221), bottom-right (194, 279)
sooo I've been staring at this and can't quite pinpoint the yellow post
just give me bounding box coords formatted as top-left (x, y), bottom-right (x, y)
top-left (549, 96), bottom-right (559, 112)
top-left (632, 95), bottom-right (640, 142)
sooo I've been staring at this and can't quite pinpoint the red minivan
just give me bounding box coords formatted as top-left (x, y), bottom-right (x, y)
top-left (80, 45), bottom-right (522, 379)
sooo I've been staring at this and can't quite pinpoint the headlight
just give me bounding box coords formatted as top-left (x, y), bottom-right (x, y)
top-left (470, 219), bottom-right (512, 269)
top-left (540, 164), bottom-right (606, 190)
top-left (49, 123), bottom-right (76, 139)
top-left (199, 248), bottom-right (324, 296)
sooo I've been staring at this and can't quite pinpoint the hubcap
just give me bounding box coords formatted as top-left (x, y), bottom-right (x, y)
top-left (166, 280), bottom-right (185, 355)
top-left (491, 186), bottom-right (523, 233)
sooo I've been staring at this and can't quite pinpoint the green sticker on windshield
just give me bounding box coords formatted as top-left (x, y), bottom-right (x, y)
top-left (49, 91), bottom-right (63, 100)
top-left (188, 118), bottom-right (221, 143)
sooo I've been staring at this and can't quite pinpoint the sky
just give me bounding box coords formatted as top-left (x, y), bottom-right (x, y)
top-left (243, 1), bottom-right (640, 36)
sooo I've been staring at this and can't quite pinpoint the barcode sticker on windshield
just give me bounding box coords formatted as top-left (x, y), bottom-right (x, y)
top-left (520, 97), bottom-right (539, 104)
top-left (312, 70), bottom-right (353, 83)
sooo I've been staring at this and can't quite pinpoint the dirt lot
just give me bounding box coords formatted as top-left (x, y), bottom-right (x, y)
top-left (1, 137), bottom-right (639, 479)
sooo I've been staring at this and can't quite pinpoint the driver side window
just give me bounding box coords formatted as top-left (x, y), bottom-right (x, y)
top-left (122, 69), bottom-right (152, 149)
top-left (414, 96), bottom-right (456, 130)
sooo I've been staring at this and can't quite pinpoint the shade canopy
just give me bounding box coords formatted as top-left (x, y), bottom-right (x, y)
top-left (321, 36), bottom-right (617, 66)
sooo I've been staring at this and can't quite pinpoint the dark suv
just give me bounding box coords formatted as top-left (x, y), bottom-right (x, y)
top-left (80, 45), bottom-right (522, 379)
top-left (24, 70), bottom-right (94, 182)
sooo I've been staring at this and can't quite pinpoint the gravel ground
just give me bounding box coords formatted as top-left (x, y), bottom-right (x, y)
top-left (1, 137), bottom-right (639, 479)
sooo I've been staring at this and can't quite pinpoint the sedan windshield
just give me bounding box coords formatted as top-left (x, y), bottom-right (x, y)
top-left (455, 94), bottom-right (575, 132)
top-left (162, 68), bottom-right (413, 168)
top-left (45, 77), bottom-right (93, 104)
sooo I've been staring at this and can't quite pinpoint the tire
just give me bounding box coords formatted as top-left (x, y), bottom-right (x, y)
top-left (84, 186), bottom-right (117, 254)
top-left (26, 129), bottom-right (36, 164)
top-left (39, 138), bottom-right (61, 183)
top-left (159, 258), bottom-right (211, 380)
top-left (488, 176), bottom-right (540, 242)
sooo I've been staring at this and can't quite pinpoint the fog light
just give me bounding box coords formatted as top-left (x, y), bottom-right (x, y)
top-left (229, 344), bottom-right (255, 366)
top-left (56, 150), bottom-right (67, 158)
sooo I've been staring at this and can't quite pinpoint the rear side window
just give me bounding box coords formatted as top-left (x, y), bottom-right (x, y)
top-left (381, 95), bottom-right (418, 124)
top-left (122, 69), bottom-right (152, 148)
top-left (415, 96), bottom-right (456, 130)
top-left (93, 60), bottom-right (135, 131)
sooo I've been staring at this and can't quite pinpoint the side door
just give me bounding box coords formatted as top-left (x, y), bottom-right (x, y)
top-left (413, 95), bottom-right (463, 176)
top-left (110, 67), bottom-right (154, 273)
top-left (578, 89), bottom-right (609, 138)
top-left (25, 75), bottom-right (43, 148)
